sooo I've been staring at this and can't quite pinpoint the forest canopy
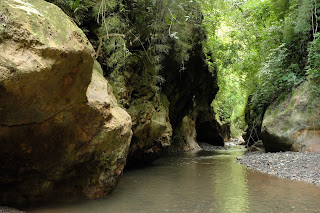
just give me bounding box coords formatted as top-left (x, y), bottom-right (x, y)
top-left (199, 0), bottom-right (319, 137)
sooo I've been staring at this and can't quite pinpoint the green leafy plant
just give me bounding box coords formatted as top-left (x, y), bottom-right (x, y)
top-left (307, 33), bottom-right (320, 83)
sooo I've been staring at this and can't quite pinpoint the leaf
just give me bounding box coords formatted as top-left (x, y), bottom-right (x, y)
top-left (172, 14), bottom-right (176, 20)
top-left (137, 16), bottom-right (143, 23)
top-left (165, 15), bottom-right (171, 25)
top-left (288, 73), bottom-right (295, 78)
top-left (72, 0), bottom-right (81, 11)
top-left (170, 32), bottom-right (179, 39)
top-left (152, 0), bottom-right (156, 6)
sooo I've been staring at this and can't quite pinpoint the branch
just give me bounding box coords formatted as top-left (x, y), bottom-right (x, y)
top-left (246, 120), bottom-right (259, 146)
top-left (168, 8), bottom-right (175, 37)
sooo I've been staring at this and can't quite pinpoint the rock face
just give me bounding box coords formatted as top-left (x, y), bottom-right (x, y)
top-left (0, 0), bottom-right (132, 206)
top-left (262, 81), bottom-right (320, 152)
top-left (163, 43), bottom-right (224, 148)
top-left (126, 94), bottom-right (172, 166)
top-left (109, 56), bottom-right (173, 167)
top-left (110, 42), bottom-right (222, 165)
top-left (170, 115), bottom-right (201, 151)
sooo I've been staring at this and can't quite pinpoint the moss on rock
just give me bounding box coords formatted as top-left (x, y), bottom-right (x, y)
top-left (262, 80), bottom-right (320, 152)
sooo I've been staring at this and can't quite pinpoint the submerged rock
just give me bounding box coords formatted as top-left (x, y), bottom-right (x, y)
top-left (262, 80), bottom-right (320, 152)
top-left (0, 0), bottom-right (132, 206)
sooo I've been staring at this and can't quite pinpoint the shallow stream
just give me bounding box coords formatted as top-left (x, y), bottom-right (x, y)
top-left (31, 145), bottom-right (320, 213)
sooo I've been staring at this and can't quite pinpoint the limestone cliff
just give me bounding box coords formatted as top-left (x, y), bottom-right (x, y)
top-left (110, 36), bottom-right (222, 163)
top-left (162, 43), bottom-right (224, 150)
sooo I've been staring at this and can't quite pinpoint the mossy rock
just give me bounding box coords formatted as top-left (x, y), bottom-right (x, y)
top-left (126, 93), bottom-right (173, 166)
top-left (262, 80), bottom-right (320, 152)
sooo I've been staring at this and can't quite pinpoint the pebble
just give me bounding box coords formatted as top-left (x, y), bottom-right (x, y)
top-left (237, 152), bottom-right (320, 186)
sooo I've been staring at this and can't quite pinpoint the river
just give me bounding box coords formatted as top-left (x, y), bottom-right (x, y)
top-left (31, 144), bottom-right (320, 213)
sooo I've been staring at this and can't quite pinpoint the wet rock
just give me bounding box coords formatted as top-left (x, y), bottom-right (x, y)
top-left (0, 0), bottom-right (132, 206)
top-left (170, 115), bottom-right (201, 151)
top-left (231, 137), bottom-right (245, 145)
top-left (247, 140), bottom-right (265, 152)
top-left (247, 145), bottom-right (264, 152)
top-left (195, 110), bottom-right (224, 146)
top-left (261, 81), bottom-right (320, 152)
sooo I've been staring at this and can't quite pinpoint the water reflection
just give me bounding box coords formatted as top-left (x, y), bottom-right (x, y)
top-left (206, 148), bottom-right (249, 213)
top-left (30, 146), bottom-right (320, 213)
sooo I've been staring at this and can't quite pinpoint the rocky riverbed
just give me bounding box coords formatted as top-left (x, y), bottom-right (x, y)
top-left (0, 207), bottom-right (24, 213)
top-left (237, 151), bottom-right (320, 186)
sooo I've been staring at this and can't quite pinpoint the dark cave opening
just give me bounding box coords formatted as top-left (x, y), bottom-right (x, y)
top-left (196, 121), bottom-right (224, 146)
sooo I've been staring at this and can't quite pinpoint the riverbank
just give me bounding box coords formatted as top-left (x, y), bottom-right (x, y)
top-left (237, 151), bottom-right (320, 186)
top-left (0, 206), bottom-right (24, 213)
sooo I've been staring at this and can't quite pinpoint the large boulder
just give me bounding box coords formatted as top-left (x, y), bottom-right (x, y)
top-left (0, 0), bottom-right (93, 124)
top-left (0, 0), bottom-right (132, 206)
top-left (262, 81), bottom-right (320, 152)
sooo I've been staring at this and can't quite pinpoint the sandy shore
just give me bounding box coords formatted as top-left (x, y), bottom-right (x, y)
top-left (237, 151), bottom-right (320, 186)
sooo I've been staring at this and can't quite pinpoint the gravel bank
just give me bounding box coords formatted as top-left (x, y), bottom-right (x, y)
top-left (0, 207), bottom-right (24, 213)
top-left (237, 152), bottom-right (320, 186)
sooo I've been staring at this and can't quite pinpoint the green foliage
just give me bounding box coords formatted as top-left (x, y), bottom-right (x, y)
top-left (250, 44), bottom-right (301, 118)
top-left (200, 0), bottom-right (270, 137)
top-left (307, 33), bottom-right (320, 83)
top-left (46, 0), bottom-right (96, 26)
top-left (295, 0), bottom-right (314, 36)
top-left (199, 0), bottom-right (319, 138)
top-left (122, 0), bottom-right (204, 93)
top-left (72, 0), bottom-right (81, 11)
top-left (249, 0), bottom-right (317, 117)
top-left (92, 0), bottom-right (128, 73)
top-left (46, 0), bottom-right (128, 73)
top-left (47, 0), bottom-right (205, 97)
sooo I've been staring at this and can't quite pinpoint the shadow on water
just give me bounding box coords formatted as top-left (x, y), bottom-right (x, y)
top-left (30, 145), bottom-right (320, 213)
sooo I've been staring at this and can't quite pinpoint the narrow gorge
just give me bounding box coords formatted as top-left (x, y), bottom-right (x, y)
top-left (0, 0), bottom-right (319, 212)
